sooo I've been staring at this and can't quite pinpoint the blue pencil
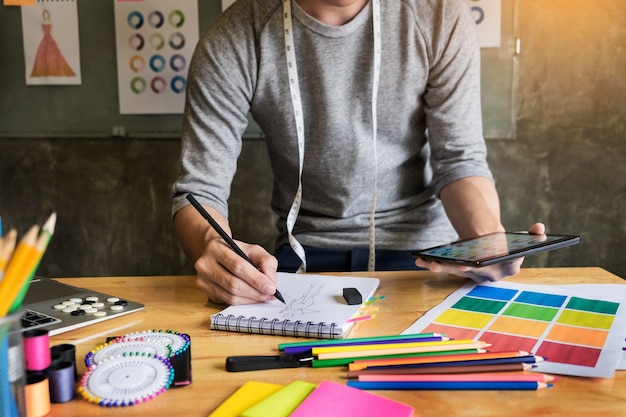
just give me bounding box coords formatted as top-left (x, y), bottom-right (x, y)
top-left (0, 335), bottom-right (20, 417)
top-left (347, 380), bottom-right (552, 390)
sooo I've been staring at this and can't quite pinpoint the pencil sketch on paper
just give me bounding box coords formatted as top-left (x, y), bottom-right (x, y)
top-left (280, 283), bottom-right (324, 318)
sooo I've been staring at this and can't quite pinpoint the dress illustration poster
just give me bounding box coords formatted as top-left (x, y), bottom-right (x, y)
top-left (21, 0), bottom-right (82, 85)
top-left (114, 0), bottom-right (199, 114)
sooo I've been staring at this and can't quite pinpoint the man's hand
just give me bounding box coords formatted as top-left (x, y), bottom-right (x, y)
top-left (174, 202), bottom-right (279, 305)
top-left (193, 238), bottom-right (279, 305)
top-left (415, 223), bottom-right (546, 282)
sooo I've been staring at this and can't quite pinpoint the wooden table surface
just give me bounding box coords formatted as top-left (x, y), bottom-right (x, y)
top-left (47, 267), bottom-right (626, 417)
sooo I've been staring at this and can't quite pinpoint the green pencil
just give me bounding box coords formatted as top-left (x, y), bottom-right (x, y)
top-left (8, 212), bottom-right (56, 314)
top-left (278, 333), bottom-right (443, 351)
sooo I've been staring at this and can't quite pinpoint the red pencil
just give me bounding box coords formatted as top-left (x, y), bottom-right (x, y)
top-left (358, 372), bottom-right (558, 383)
top-left (349, 350), bottom-right (529, 371)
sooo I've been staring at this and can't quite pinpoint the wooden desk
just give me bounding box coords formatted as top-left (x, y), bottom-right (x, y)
top-left (48, 268), bottom-right (626, 417)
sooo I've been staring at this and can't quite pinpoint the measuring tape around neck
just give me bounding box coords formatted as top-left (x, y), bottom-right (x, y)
top-left (283, 0), bottom-right (381, 272)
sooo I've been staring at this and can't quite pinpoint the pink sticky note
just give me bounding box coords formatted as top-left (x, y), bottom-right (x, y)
top-left (288, 380), bottom-right (414, 417)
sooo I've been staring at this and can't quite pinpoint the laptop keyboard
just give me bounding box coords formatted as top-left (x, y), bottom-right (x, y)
top-left (21, 309), bottom-right (62, 330)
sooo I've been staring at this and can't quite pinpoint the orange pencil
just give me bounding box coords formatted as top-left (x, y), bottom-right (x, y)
top-left (0, 225), bottom-right (40, 316)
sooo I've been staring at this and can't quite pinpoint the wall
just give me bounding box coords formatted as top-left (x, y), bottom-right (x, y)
top-left (488, 0), bottom-right (626, 275)
top-left (0, 0), bottom-right (624, 279)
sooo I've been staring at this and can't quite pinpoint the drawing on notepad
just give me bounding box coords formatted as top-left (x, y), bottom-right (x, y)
top-left (280, 283), bottom-right (324, 317)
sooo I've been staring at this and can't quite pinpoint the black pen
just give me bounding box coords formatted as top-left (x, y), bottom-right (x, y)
top-left (186, 194), bottom-right (286, 304)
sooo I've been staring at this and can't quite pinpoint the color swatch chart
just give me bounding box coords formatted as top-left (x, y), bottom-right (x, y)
top-left (403, 281), bottom-right (626, 377)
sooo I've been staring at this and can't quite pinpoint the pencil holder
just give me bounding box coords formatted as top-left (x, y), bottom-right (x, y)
top-left (0, 310), bottom-right (27, 417)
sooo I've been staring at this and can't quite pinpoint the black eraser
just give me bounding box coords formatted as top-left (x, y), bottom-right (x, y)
top-left (343, 287), bottom-right (362, 305)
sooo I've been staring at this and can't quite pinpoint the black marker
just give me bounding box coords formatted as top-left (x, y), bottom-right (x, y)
top-left (186, 194), bottom-right (286, 304)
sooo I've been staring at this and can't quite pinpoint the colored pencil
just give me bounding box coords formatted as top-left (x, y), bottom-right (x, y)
top-left (357, 372), bottom-right (557, 383)
top-left (283, 335), bottom-right (450, 355)
top-left (9, 213), bottom-right (56, 314)
top-left (313, 349), bottom-right (487, 368)
top-left (312, 339), bottom-right (482, 355)
top-left (348, 350), bottom-right (530, 371)
top-left (0, 225), bottom-right (40, 316)
top-left (347, 380), bottom-right (553, 391)
top-left (316, 341), bottom-right (491, 361)
top-left (0, 335), bottom-right (19, 417)
top-left (347, 362), bottom-right (534, 378)
top-left (278, 332), bottom-right (443, 351)
top-left (0, 229), bottom-right (18, 278)
top-left (362, 355), bottom-right (546, 371)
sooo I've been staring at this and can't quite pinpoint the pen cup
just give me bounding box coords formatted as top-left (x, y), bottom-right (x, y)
top-left (0, 310), bottom-right (27, 417)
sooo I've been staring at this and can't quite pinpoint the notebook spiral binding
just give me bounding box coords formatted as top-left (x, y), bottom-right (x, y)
top-left (212, 314), bottom-right (339, 339)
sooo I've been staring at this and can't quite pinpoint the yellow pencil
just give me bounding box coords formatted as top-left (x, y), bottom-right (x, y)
top-left (316, 342), bottom-right (491, 361)
top-left (9, 213), bottom-right (57, 313)
top-left (311, 339), bottom-right (480, 355)
top-left (0, 225), bottom-right (39, 316)
top-left (0, 229), bottom-right (18, 276)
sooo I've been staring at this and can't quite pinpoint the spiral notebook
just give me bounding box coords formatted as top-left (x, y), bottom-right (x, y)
top-left (210, 273), bottom-right (380, 339)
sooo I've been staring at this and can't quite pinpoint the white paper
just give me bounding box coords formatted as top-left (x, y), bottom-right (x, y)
top-left (211, 273), bottom-right (380, 338)
top-left (466, 0), bottom-right (501, 48)
top-left (21, 0), bottom-right (82, 85)
top-left (114, 0), bottom-right (199, 114)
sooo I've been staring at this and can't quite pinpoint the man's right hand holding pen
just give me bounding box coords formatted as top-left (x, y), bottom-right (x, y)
top-left (174, 194), bottom-right (282, 306)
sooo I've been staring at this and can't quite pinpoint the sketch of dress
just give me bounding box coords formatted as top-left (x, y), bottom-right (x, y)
top-left (280, 283), bottom-right (324, 318)
top-left (30, 9), bottom-right (75, 77)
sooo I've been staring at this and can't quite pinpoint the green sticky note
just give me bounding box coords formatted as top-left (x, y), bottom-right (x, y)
top-left (240, 380), bottom-right (317, 417)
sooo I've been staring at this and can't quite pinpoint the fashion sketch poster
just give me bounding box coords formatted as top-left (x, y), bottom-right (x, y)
top-left (21, 0), bottom-right (82, 85)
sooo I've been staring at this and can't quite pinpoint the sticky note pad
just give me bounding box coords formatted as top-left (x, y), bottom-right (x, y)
top-left (240, 380), bottom-right (317, 417)
top-left (207, 381), bottom-right (283, 417)
top-left (289, 380), bottom-right (414, 417)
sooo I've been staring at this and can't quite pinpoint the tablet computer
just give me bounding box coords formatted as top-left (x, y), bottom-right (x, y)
top-left (411, 232), bottom-right (580, 267)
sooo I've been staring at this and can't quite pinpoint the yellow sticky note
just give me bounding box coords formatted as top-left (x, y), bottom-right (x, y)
top-left (240, 381), bottom-right (317, 417)
top-left (207, 381), bottom-right (283, 417)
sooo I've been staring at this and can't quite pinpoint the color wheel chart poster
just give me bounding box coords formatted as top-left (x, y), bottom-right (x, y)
top-left (465, 0), bottom-right (501, 48)
top-left (114, 0), bottom-right (199, 114)
top-left (403, 281), bottom-right (626, 377)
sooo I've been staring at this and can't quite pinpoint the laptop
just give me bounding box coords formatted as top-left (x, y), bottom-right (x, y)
top-left (21, 276), bottom-right (145, 336)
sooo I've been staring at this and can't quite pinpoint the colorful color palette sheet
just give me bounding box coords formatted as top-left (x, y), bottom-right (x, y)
top-left (403, 281), bottom-right (626, 377)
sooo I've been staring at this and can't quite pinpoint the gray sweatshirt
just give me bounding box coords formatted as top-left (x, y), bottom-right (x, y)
top-left (171, 0), bottom-right (493, 251)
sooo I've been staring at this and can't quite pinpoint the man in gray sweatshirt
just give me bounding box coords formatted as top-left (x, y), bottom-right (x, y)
top-left (171, 0), bottom-right (544, 305)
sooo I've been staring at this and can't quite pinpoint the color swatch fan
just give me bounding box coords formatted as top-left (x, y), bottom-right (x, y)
top-left (403, 280), bottom-right (626, 377)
